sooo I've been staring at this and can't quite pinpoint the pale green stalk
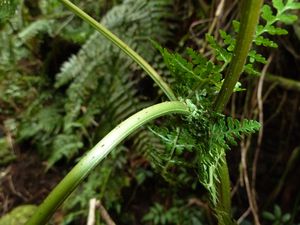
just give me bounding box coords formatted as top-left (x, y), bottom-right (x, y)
top-left (59, 0), bottom-right (176, 101)
top-left (25, 101), bottom-right (189, 225)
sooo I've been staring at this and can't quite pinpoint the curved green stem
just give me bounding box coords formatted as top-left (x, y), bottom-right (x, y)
top-left (25, 101), bottom-right (189, 225)
top-left (58, 0), bottom-right (176, 101)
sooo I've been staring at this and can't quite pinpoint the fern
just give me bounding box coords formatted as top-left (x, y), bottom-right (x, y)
top-left (0, 0), bottom-right (18, 22)
top-left (198, 0), bottom-right (300, 77)
top-left (199, 117), bottom-right (260, 204)
top-left (54, 0), bottom-right (174, 130)
top-left (148, 0), bottom-right (299, 206)
top-left (257, 0), bottom-right (300, 38)
top-left (156, 44), bottom-right (223, 100)
top-left (17, 19), bottom-right (54, 44)
top-left (150, 96), bottom-right (260, 204)
top-left (235, 0), bottom-right (299, 75)
top-left (143, 200), bottom-right (206, 225)
top-left (2, 0), bottom-right (177, 189)
top-left (206, 33), bottom-right (232, 67)
top-left (149, 5), bottom-right (278, 202)
top-left (50, 0), bottom-right (176, 165)
top-left (41, 0), bottom-right (178, 223)
top-left (215, 117), bottom-right (261, 148)
top-left (46, 134), bottom-right (83, 169)
top-left (1, 1), bottom-right (176, 221)
top-left (55, 0), bottom-right (173, 87)
top-left (248, 0), bottom-right (300, 73)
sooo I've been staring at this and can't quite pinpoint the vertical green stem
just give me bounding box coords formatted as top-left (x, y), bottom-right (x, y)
top-left (212, 1), bottom-right (263, 224)
top-left (58, 0), bottom-right (176, 101)
top-left (216, 161), bottom-right (234, 225)
top-left (25, 102), bottom-right (189, 225)
top-left (213, 0), bottom-right (263, 112)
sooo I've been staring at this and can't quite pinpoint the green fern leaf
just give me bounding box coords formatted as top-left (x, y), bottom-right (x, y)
top-left (254, 36), bottom-right (278, 48)
top-left (286, 1), bottom-right (300, 10)
top-left (223, 117), bottom-right (261, 146)
top-left (157, 45), bottom-right (198, 85)
top-left (254, 0), bottom-right (299, 54)
top-left (186, 47), bottom-right (207, 65)
top-left (272, 0), bottom-right (285, 11)
top-left (248, 50), bottom-right (267, 64)
top-left (259, 0), bottom-right (299, 33)
top-left (219, 30), bottom-right (236, 52)
top-left (156, 43), bottom-right (223, 99)
top-left (206, 34), bottom-right (232, 63)
top-left (244, 63), bottom-right (260, 76)
top-left (264, 25), bottom-right (288, 35)
top-left (47, 134), bottom-right (83, 169)
top-left (18, 19), bottom-right (54, 44)
top-left (232, 20), bottom-right (240, 33)
top-left (0, 0), bottom-right (18, 21)
top-left (261, 5), bottom-right (276, 22)
top-left (278, 13), bottom-right (298, 24)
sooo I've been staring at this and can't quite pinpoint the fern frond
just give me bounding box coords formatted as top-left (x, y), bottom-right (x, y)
top-left (54, 0), bottom-right (175, 142)
top-left (0, 0), bottom-right (18, 21)
top-left (17, 0), bottom-right (177, 172)
top-left (258, 0), bottom-right (300, 35)
top-left (56, 0), bottom-right (174, 88)
top-left (202, 0), bottom-right (299, 77)
top-left (254, 0), bottom-right (300, 47)
top-left (17, 19), bottom-right (54, 44)
top-left (132, 128), bottom-right (164, 154)
top-left (47, 134), bottom-right (83, 169)
top-left (206, 34), bottom-right (232, 64)
top-left (221, 117), bottom-right (261, 147)
top-left (156, 44), bottom-right (223, 99)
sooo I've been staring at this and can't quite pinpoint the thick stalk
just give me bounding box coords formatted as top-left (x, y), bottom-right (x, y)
top-left (25, 101), bottom-right (189, 225)
top-left (59, 0), bottom-right (176, 101)
top-left (213, 0), bottom-right (263, 112)
top-left (212, 1), bottom-right (263, 224)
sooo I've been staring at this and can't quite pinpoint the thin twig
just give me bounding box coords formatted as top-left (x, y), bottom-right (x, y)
top-left (98, 201), bottom-right (116, 225)
top-left (187, 198), bottom-right (214, 225)
top-left (245, 55), bottom-right (273, 225)
top-left (8, 175), bottom-right (28, 201)
top-left (252, 56), bottom-right (273, 193)
top-left (200, 0), bottom-right (225, 53)
top-left (240, 136), bottom-right (260, 225)
top-left (87, 198), bottom-right (97, 225)
top-left (237, 207), bottom-right (251, 224)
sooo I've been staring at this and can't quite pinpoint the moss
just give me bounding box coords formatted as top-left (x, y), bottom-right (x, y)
top-left (0, 205), bottom-right (37, 225)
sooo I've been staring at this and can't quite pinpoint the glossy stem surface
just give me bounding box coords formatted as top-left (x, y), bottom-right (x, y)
top-left (25, 101), bottom-right (190, 225)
